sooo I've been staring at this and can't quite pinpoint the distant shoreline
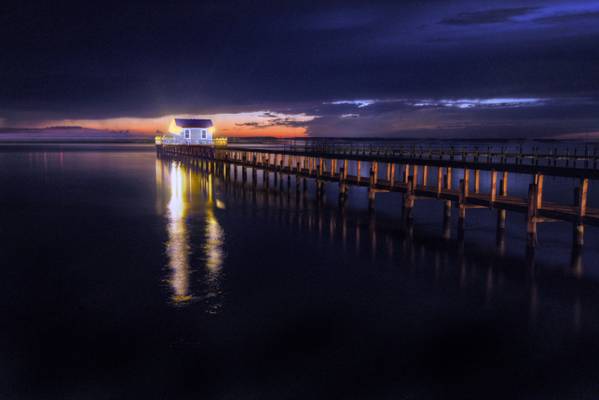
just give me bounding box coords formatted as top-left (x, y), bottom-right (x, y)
top-left (0, 139), bottom-right (154, 144)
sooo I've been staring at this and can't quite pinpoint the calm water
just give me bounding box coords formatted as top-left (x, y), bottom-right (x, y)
top-left (1, 143), bottom-right (599, 399)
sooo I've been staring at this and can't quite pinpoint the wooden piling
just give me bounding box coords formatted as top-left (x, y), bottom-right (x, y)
top-left (490, 170), bottom-right (497, 203)
top-left (574, 178), bottom-right (588, 247)
top-left (161, 143), bottom-right (598, 250)
top-left (436, 167), bottom-right (443, 196)
top-left (368, 167), bottom-right (376, 211)
top-left (404, 176), bottom-right (415, 220)
top-left (527, 183), bottom-right (538, 247)
top-left (497, 178), bottom-right (506, 230)
top-left (339, 166), bottom-right (348, 206)
top-left (501, 172), bottom-right (508, 196)
top-left (535, 174), bottom-right (544, 209)
top-left (458, 178), bottom-right (467, 232)
top-left (372, 161), bottom-right (378, 185)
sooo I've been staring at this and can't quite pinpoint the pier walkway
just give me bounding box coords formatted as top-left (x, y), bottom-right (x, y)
top-left (157, 143), bottom-right (599, 248)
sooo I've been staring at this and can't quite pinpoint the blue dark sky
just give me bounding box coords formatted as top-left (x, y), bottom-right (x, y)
top-left (1, 0), bottom-right (599, 137)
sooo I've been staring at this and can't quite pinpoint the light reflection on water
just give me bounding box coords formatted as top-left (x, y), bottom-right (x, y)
top-left (153, 150), bottom-right (599, 338)
top-left (158, 160), bottom-right (225, 310)
top-left (166, 162), bottom-right (192, 304)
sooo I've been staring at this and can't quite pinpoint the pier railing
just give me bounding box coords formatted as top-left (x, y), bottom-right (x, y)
top-left (156, 142), bottom-right (599, 249)
top-left (284, 143), bottom-right (599, 170)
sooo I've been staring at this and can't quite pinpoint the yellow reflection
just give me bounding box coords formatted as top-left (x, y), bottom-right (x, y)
top-left (158, 160), bottom-right (226, 310)
top-left (166, 162), bottom-right (192, 303)
top-left (202, 171), bottom-right (225, 314)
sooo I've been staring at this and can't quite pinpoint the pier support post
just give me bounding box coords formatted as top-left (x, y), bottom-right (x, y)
top-left (368, 167), bottom-right (376, 211)
top-left (490, 170), bottom-right (497, 204)
top-left (527, 183), bottom-right (539, 248)
top-left (295, 162), bottom-right (301, 193)
top-left (458, 178), bottom-right (467, 235)
top-left (252, 154), bottom-right (257, 187)
top-left (502, 172), bottom-right (508, 196)
top-left (497, 178), bottom-right (507, 231)
top-left (534, 174), bottom-right (544, 209)
top-left (443, 168), bottom-right (452, 219)
top-left (316, 159), bottom-right (325, 200)
top-left (339, 166), bottom-right (348, 206)
top-left (273, 155), bottom-right (278, 185)
top-left (264, 160), bottom-right (269, 188)
top-left (279, 160), bottom-right (284, 191)
top-left (403, 176), bottom-right (415, 221)
top-left (412, 165), bottom-right (419, 186)
top-left (372, 161), bottom-right (378, 185)
top-left (436, 167), bottom-right (443, 197)
top-left (343, 159), bottom-right (349, 181)
top-left (242, 154), bottom-right (247, 183)
top-left (573, 178), bottom-right (588, 247)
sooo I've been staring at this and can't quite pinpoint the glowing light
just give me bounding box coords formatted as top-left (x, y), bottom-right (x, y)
top-left (158, 160), bottom-right (227, 310)
top-left (214, 137), bottom-right (228, 146)
top-left (166, 162), bottom-right (192, 303)
top-left (168, 119), bottom-right (183, 135)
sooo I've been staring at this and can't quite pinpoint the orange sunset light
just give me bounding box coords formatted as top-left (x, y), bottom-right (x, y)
top-left (42, 111), bottom-right (316, 138)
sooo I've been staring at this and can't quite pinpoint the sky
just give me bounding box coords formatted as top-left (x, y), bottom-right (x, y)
top-left (1, 0), bottom-right (599, 138)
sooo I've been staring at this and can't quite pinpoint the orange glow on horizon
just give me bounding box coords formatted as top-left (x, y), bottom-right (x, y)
top-left (39, 111), bottom-right (315, 138)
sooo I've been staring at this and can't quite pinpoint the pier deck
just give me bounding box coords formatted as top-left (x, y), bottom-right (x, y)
top-left (157, 143), bottom-right (599, 248)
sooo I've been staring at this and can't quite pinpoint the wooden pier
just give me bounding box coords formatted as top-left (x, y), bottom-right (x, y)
top-left (156, 143), bottom-right (599, 249)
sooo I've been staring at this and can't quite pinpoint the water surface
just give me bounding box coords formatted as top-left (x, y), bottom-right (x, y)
top-left (1, 143), bottom-right (598, 399)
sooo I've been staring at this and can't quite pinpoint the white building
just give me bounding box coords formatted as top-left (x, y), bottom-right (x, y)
top-left (166, 118), bottom-right (215, 144)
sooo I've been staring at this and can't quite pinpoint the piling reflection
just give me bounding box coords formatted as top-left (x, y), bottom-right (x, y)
top-left (202, 174), bottom-right (225, 314)
top-left (157, 158), bottom-right (226, 310)
top-left (166, 161), bottom-right (192, 304)
top-left (159, 154), bottom-right (594, 333)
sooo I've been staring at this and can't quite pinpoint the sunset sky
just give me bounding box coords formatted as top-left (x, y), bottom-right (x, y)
top-left (2, 1), bottom-right (599, 138)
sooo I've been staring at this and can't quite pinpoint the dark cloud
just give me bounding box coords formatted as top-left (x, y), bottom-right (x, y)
top-left (235, 115), bottom-right (313, 129)
top-left (1, 0), bottom-right (598, 138)
top-left (235, 122), bottom-right (261, 128)
top-left (534, 10), bottom-right (599, 24)
top-left (439, 7), bottom-right (538, 25)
